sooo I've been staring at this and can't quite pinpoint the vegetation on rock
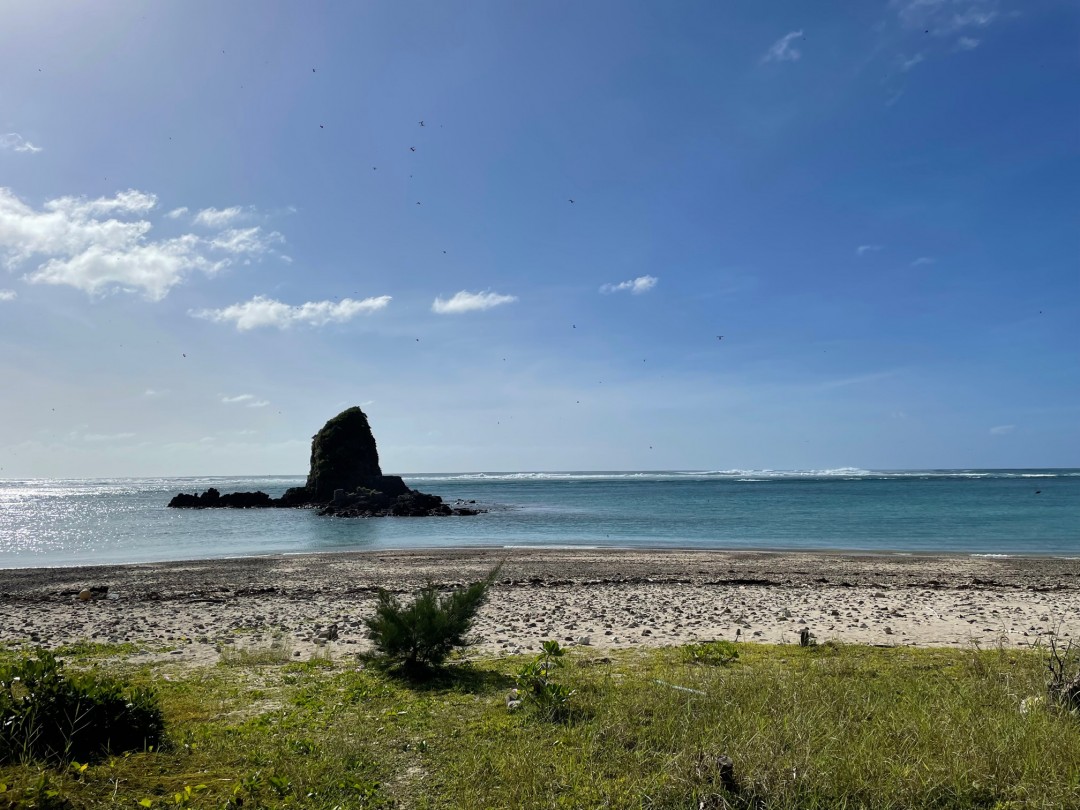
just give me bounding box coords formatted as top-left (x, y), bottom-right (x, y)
top-left (305, 406), bottom-right (383, 501)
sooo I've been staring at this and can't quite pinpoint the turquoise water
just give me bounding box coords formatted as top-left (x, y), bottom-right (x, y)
top-left (0, 469), bottom-right (1077, 568)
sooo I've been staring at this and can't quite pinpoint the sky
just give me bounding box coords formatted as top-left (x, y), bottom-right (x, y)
top-left (0, 0), bottom-right (1077, 477)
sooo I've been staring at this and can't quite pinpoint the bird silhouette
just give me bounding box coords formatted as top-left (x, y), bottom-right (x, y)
top-left (409, 147), bottom-right (416, 152)
top-left (568, 199), bottom-right (574, 203)
top-left (717, 336), bottom-right (724, 340)
top-left (419, 120), bottom-right (425, 126)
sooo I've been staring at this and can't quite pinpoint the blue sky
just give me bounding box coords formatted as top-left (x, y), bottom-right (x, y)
top-left (1, 0), bottom-right (1077, 477)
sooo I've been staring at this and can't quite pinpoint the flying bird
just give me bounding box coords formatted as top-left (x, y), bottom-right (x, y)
top-left (717, 336), bottom-right (724, 340)
top-left (568, 199), bottom-right (574, 203)
top-left (419, 120), bottom-right (424, 126)
top-left (409, 147), bottom-right (416, 152)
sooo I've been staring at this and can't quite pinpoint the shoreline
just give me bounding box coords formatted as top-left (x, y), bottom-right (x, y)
top-left (3, 547), bottom-right (1078, 667)
top-left (5, 541), bottom-right (1080, 573)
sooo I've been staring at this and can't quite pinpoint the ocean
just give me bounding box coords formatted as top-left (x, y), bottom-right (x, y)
top-left (0, 469), bottom-right (1077, 569)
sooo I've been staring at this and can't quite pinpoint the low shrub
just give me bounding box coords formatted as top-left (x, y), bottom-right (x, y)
top-left (681, 640), bottom-right (739, 667)
top-left (365, 566), bottom-right (500, 674)
top-left (515, 640), bottom-right (575, 720)
top-left (0, 649), bottom-right (164, 764)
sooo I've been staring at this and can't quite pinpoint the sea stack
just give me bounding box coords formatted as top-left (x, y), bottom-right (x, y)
top-left (168, 407), bottom-right (479, 517)
top-left (300, 406), bottom-right (410, 501)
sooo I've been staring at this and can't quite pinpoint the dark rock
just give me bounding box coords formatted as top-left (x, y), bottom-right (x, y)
top-left (219, 491), bottom-right (275, 508)
top-left (305, 406), bottom-right (383, 501)
top-left (169, 406), bottom-right (482, 518)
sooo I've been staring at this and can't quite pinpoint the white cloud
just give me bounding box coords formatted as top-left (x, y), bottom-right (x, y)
top-left (901, 53), bottom-right (925, 71)
top-left (957, 36), bottom-right (980, 50)
top-left (143, 389), bottom-right (165, 397)
top-left (192, 294), bottom-right (391, 331)
top-left (194, 206), bottom-right (245, 227)
top-left (910, 256), bottom-right (936, 266)
top-left (989, 424), bottom-right (1015, 435)
top-left (166, 207), bottom-right (189, 220)
top-left (0, 289), bottom-right (15, 301)
top-left (25, 234), bottom-right (228, 301)
top-left (0, 133), bottom-right (42, 153)
top-left (209, 226), bottom-right (283, 255)
top-left (431, 290), bottom-right (518, 314)
top-left (0, 187), bottom-right (281, 300)
top-left (222, 394), bottom-right (270, 408)
top-left (600, 275), bottom-right (658, 295)
top-left (762, 30), bottom-right (804, 63)
top-left (856, 245), bottom-right (883, 256)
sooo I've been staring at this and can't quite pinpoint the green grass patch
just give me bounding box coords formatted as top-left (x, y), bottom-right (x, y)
top-left (1, 643), bottom-right (1077, 808)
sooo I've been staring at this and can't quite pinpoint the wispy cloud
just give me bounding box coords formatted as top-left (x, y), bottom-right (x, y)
top-left (431, 290), bottom-right (518, 314)
top-left (957, 36), bottom-right (980, 50)
top-left (143, 389), bottom-right (166, 397)
top-left (82, 432), bottom-right (136, 442)
top-left (600, 275), bottom-right (658, 295)
top-left (194, 206), bottom-right (245, 228)
top-left (893, 0), bottom-right (999, 36)
top-left (856, 245), bottom-right (884, 256)
top-left (0, 289), bottom-right (16, 302)
top-left (222, 394), bottom-right (270, 408)
top-left (900, 53), bottom-right (925, 71)
top-left (989, 424), bottom-right (1015, 435)
top-left (910, 256), bottom-right (936, 267)
top-left (0, 133), bottom-right (42, 153)
top-left (209, 226), bottom-right (283, 256)
top-left (762, 30), bottom-right (804, 63)
top-left (192, 294), bottom-right (391, 331)
top-left (165, 207), bottom-right (189, 220)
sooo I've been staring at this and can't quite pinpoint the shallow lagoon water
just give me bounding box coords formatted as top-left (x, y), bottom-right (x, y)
top-left (0, 469), bottom-right (1077, 568)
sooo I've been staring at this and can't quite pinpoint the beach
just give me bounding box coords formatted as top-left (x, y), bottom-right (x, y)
top-left (4, 548), bottom-right (1078, 667)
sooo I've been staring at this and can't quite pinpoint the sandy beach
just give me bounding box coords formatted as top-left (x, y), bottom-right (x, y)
top-left (3, 548), bottom-right (1078, 667)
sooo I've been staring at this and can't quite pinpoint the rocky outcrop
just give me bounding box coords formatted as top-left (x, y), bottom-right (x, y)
top-left (168, 408), bottom-right (481, 517)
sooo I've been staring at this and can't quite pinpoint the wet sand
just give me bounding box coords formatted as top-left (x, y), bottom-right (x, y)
top-left (3, 548), bottom-right (1078, 667)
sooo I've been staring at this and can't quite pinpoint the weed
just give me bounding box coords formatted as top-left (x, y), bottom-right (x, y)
top-left (681, 640), bottom-right (740, 667)
top-left (515, 640), bottom-right (576, 721)
top-left (1046, 636), bottom-right (1080, 712)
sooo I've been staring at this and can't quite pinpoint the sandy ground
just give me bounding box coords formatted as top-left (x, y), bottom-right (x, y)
top-left (2, 548), bottom-right (1078, 667)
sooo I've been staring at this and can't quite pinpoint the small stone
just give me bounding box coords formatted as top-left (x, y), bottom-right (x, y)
top-left (78, 589), bottom-right (93, 602)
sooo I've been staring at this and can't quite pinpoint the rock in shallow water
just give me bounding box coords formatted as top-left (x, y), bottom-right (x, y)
top-left (168, 407), bottom-right (483, 518)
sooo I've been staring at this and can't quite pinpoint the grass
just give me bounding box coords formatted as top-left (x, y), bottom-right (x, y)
top-left (1, 642), bottom-right (1078, 808)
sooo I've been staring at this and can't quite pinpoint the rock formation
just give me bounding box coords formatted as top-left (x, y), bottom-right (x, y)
top-left (168, 407), bottom-right (480, 517)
